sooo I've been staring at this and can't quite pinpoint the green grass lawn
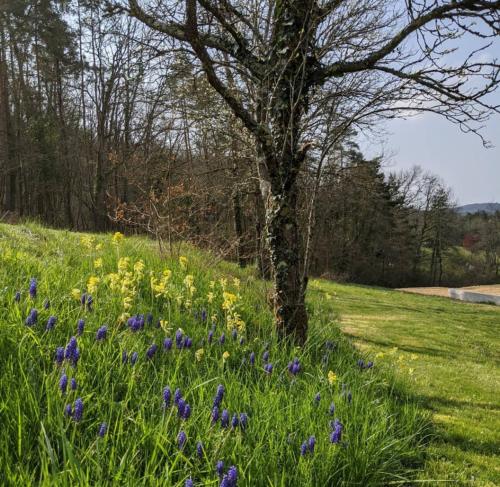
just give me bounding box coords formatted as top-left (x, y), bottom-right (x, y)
top-left (309, 280), bottom-right (500, 486)
top-left (0, 223), bottom-right (426, 486)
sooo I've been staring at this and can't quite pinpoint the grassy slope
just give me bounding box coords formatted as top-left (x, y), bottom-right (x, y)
top-left (0, 223), bottom-right (425, 486)
top-left (309, 280), bottom-right (500, 486)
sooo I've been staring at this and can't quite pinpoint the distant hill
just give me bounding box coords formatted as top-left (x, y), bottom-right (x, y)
top-left (455, 203), bottom-right (500, 215)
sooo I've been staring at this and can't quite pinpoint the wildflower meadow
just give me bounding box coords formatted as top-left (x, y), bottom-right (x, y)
top-left (0, 223), bottom-right (427, 486)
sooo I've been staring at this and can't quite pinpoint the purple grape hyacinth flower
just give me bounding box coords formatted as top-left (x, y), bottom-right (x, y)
top-left (201, 309), bottom-right (207, 322)
top-left (70, 378), bottom-right (77, 390)
top-left (357, 359), bottom-right (365, 368)
top-left (213, 384), bottom-right (224, 408)
top-left (185, 479), bottom-right (193, 487)
top-left (221, 409), bottom-right (229, 428)
top-left (211, 406), bottom-right (220, 424)
top-left (176, 330), bottom-right (183, 349)
top-left (308, 436), bottom-right (316, 453)
top-left (14, 291), bottom-right (21, 302)
top-left (64, 404), bottom-right (72, 417)
top-left (163, 386), bottom-right (171, 407)
top-left (55, 347), bottom-right (64, 365)
top-left (330, 419), bottom-right (343, 444)
top-left (183, 336), bottom-right (192, 349)
top-left (178, 430), bottom-right (187, 450)
top-left (130, 351), bottom-right (138, 365)
top-left (46, 316), bottom-right (57, 331)
top-left (216, 460), bottom-right (224, 478)
top-left (77, 319), bottom-right (85, 336)
top-left (59, 373), bottom-right (68, 394)
top-left (264, 363), bottom-right (273, 374)
top-left (181, 403), bottom-right (191, 420)
top-left (146, 343), bottom-right (158, 359)
top-left (98, 422), bottom-right (107, 437)
top-left (177, 398), bottom-right (186, 417)
top-left (249, 352), bottom-right (255, 366)
top-left (231, 414), bottom-right (239, 428)
top-left (239, 413), bottom-right (248, 430)
top-left (227, 466), bottom-right (237, 486)
top-left (96, 325), bottom-right (107, 341)
top-left (122, 350), bottom-right (128, 364)
top-left (196, 441), bottom-right (203, 459)
top-left (86, 294), bottom-right (93, 311)
top-left (25, 308), bottom-right (38, 326)
top-left (80, 293), bottom-right (87, 307)
top-left (262, 351), bottom-right (269, 363)
top-left (219, 333), bottom-right (225, 345)
top-left (29, 278), bottom-right (37, 299)
top-left (300, 442), bottom-right (308, 456)
top-left (146, 313), bottom-right (153, 326)
top-left (73, 398), bottom-right (83, 421)
top-left (43, 299), bottom-right (50, 310)
top-left (208, 330), bottom-right (214, 344)
top-left (288, 358), bottom-right (301, 376)
top-left (71, 348), bottom-right (80, 367)
top-left (366, 361), bottom-right (374, 369)
top-left (174, 388), bottom-right (182, 405)
top-left (65, 337), bottom-right (78, 360)
top-left (314, 393), bottom-right (321, 403)
top-left (163, 337), bottom-right (173, 350)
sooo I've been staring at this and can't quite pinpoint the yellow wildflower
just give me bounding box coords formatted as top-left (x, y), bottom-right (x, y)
top-left (233, 277), bottom-right (240, 288)
top-left (327, 370), bottom-right (337, 385)
top-left (162, 269), bottom-right (172, 280)
top-left (222, 291), bottom-right (237, 310)
top-left (71, 288), bottom-right (81, 300)
top-left (159, 320), bottom-right (169, 331)
top-left (207, 292), bottom-right (215, 303)
top-left (94, 258), bottom-right (103, 269)
top-left (179, 255), bottom-right (188, 270)
top-left (118, 257), bottom-right (129, 273)
top-left (375, 352), bottom-right (385, 359)
top-left (118, 312), bottom-right (130, 323)
top-left (95, 243), bottom-right (103, 251)
top-left (219, 277), bottom-right (227, 289)
top-left (112, 232), bottom-right (124, 245)
top-left (184, 275), bottom-right (194, 288)
top-left (410, 354), bottom-right (418, 361)
top-left (408, 368), bottom-right (415, 375)
top-left (123, 296), bottom-right (133, 310)
top-left (80, 235), bottom-right (94, 249)
top-left (209, 280), bottom-right (215, 289)
top-left (134, 260), bottom-right (145, 275)
top-left (87, 276), bottom-right (100, 294)
top-left (195, 349), bottom-right (205, 362)
top-left (222, 351), bottom-right (230, 362)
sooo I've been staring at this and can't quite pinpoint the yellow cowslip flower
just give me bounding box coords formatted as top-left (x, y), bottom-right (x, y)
top-left (134, 260), bottom-right (145, 275)
top-left (211, 314), bottom-right (217, 323)
top-left (222, 291), bottom-right (237, 310)
top-left (123, 296), bottom-right (133, 310)
top-left (80, 235), bottom-right (94, 249)
top-left (94, 258), bottom-right (103, 269)
top-left (375, 352), bottom-right (385, 359)
top-left (410, 354), bottom-right (418, 361)
top-left (179, 255), bottom-right (188, 270)
top-left (195, 348), bottom-right (205, 362)
top-left (71, 288), bottom-right (81, 300)
top-left (162, 269), bottom-right (172, 280)
top-left (408, 368), bottom-right (415, 375)
top-left (219, 277), bottom-right (227, 289)
top-left (222, 351), bottom-right (230, 362)
top-left (112, 232), bottom-right (124, 245)
top-left (327, 370), bottom-right (337, 385)
top-left (87, 276), bottom-right (100, 294)
top-left (184, 274), bottom-right (194, 288)
top-left (176, 294), bottom-right (183, 306)
top-left (207, 292), bottom-right (215, 303)
top-left (209, 280), bottom-right (215, 289)
top-left (233, 277), bottom-right (240, 288)
top-left (118, 257), bottom-right (129, 273)
top-left (95, 243), bottom-right (103, 251)
top-left (159, 320), bottom-right (168, 331)
top-left (107, 273), bottom-right (120, 291)
top-left (118, 312), bottom-right (130, 323)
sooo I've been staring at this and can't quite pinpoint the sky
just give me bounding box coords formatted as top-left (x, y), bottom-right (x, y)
top-left (363, 112), bottom-right (500, 206)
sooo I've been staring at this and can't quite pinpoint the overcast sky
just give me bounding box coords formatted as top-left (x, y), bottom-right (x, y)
top-left (362, 112), bottom-right (500, 206)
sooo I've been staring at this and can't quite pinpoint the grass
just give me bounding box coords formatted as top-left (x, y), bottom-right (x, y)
top-left (309, 280), bottom-right (500, 486)
top-left (0, 223), bottom-right (426, 486)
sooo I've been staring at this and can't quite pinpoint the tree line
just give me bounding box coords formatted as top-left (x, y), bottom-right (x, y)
top-left (1, 1), bottom-right (499, 341)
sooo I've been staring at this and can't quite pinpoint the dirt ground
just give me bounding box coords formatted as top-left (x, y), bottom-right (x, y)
top-left (398, 285), bottom-right (500, 297)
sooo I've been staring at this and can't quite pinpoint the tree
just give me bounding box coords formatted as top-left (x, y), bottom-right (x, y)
top-left (120, 0), bottom-right (500, 343)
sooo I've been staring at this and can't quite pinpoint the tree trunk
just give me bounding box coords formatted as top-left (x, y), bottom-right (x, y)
top-left (264, 172), bottom-right (308, 344)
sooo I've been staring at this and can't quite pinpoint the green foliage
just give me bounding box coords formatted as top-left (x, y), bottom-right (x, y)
top-left (0, 223), bottom-right (426, 486)
top-left (310, 280), bottom-right (500, 485)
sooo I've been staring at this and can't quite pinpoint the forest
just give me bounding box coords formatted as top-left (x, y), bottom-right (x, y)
top-left (0, 1), bottom-right (499, 291)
